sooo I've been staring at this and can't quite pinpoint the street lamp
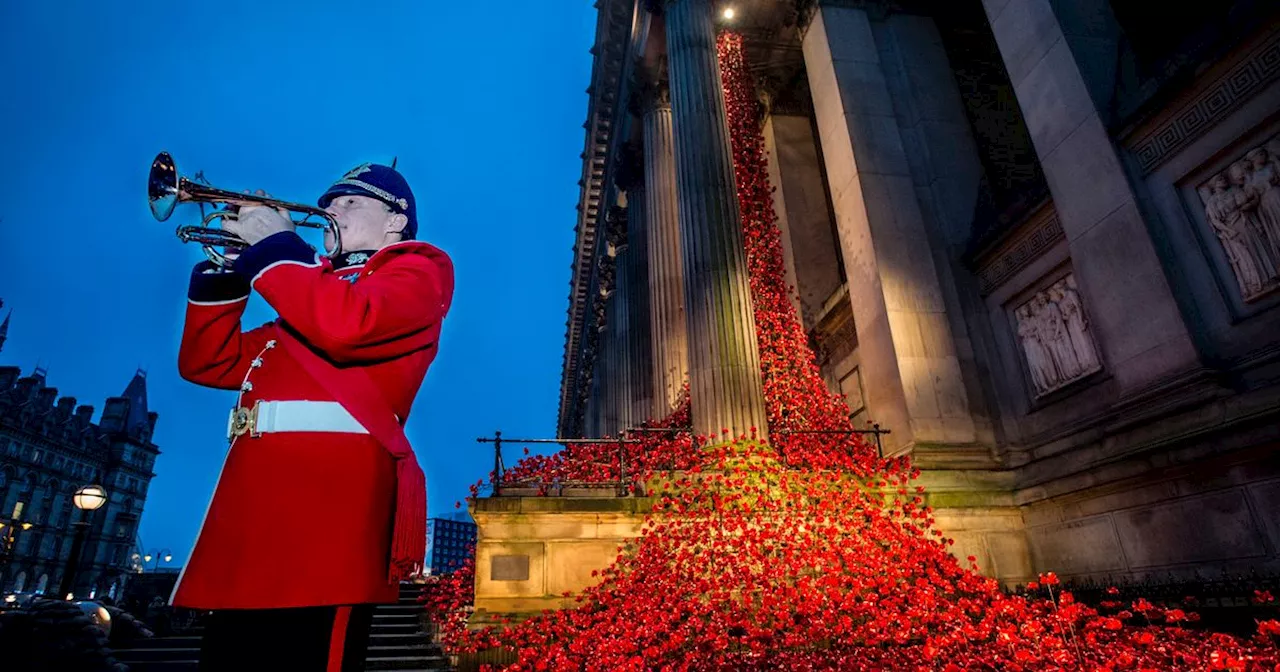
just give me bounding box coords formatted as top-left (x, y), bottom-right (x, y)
top-left (58, 485), bottom-right (107, 599)
top-left (144, 548), bottom-right (172, 571)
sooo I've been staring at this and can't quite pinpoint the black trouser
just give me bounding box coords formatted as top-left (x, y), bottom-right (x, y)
top-left (198, 605), bottom-right (375, 671)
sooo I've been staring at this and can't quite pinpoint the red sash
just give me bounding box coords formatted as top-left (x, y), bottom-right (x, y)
top-left (276, 327), bottom-right (426, 585)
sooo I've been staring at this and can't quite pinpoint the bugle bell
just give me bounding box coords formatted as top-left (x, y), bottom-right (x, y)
top-left (148, 151), bottom-right (342, 268)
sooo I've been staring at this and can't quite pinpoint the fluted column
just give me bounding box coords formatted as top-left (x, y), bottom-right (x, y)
top-left (665, 0), bottom-right (768, 442)
top-left (601, 205), bottom-right (627, 435)
top-left (641, 82), bottom-right (690, 418)
top-left (599, 301), bottom-right (617, 436)
top-left (613, 242), bottom-right (633, 433)
top-left (587, 356), bottom-right (602, 437)
top-left (625, 183), bottom-right (654, 424)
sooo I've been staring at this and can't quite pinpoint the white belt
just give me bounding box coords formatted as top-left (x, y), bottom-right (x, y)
top-left (228, 400), bottom-right (368, 440)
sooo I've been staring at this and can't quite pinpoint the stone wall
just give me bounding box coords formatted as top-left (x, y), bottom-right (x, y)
top-left (915, 469), bottom-right (1033, 588)
top-left (1020, 441), bottom-right (1280, 583)
top-left (468, 480), bottom-right (1038, 623)
top-left (468, 496), bottom-right (650, 625)
top-left (470, 443), bottom-right (1279, 621)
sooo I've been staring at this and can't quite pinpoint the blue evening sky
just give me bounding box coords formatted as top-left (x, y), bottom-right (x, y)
top-left (0, 0), bottom-right (595, 565)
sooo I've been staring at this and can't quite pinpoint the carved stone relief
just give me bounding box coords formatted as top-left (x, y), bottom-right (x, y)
top-left (1012, 273), bottom-right (1102, 397)
top-left (1196, 132), bottom-right (1280, 302)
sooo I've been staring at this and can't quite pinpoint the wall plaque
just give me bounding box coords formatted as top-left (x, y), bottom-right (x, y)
top-left (491, 554), bottom-right (531, 582)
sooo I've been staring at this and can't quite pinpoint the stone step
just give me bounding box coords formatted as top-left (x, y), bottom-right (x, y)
top-left (373, 613), bottom-right (420, 624)
top-left (113, 656), bottom-right (449, 672)
top-left (113, 647), bottom-right (201, 663)
top-left (375, 603), bottom-right (424, 615)
top-left (368, 619), bottom-right (422, 634)
top-left (114, 662), bottom-right (198, 672)
top-left (365, 643), bottom-right (436, 657)
top-left (363, 654), bottom-right (451, 671)
top-left (371, 632), bottom-right (432, 647)
top-left (113, 624), bottom-right (430, 644)
top-left (373, 604), bottom-right (424, 616)
top-left (119, 635), bottom-right (202, 649)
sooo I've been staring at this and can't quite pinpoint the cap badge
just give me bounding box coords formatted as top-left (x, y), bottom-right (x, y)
top-left (343, 163), bottom-right (373, 180)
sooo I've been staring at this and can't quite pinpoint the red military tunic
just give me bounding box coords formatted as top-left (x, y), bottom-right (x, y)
top-left (171, 233), bottom-right (454, 610)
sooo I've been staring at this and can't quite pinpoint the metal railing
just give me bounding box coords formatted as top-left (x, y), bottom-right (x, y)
top-left (475, 422), bottom-right (894, 498)
top-left (476, 431), bottom-right (644, 497)
top-left (1041, 569), bottom-right (1280, 637)
top-left (774, 424), bottom-right (891, 457)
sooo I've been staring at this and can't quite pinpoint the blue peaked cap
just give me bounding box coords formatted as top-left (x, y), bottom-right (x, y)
top-left (318, 162), bottom-right (418, 240)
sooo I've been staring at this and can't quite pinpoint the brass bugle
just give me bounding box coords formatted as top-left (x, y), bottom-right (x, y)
top-left (148, 151), bottom-right (342, 267)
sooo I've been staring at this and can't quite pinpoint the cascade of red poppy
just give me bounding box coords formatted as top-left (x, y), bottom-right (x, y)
top-left (418, 30), bottom-right (1280, 671)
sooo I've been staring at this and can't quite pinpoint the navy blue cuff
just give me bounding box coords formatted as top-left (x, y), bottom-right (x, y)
top-left (231, 231), bottom-right (318, 283)
top-left (189, 261), bottom-right (250, 303)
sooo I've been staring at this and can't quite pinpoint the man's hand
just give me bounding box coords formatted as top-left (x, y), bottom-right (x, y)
top-left (223, 190), bottom-right (295, 246)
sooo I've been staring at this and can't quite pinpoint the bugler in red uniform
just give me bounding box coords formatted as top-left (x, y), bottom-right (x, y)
top-left (171, 233), bottom-right (454, 610)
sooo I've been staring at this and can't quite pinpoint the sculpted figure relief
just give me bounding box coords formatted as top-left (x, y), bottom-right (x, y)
top-left (1013, 273), bottom-right (1102, 397)
top-left (1197, 132), bottom-right (1280, 301)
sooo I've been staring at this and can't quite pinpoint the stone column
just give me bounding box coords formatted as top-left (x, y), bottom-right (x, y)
top-left (767, 111), bottom-right (845, 330)
top-left (586, 360), bottom-right (601, 438)
top-left (641, 80), bottom-right (690, 418)
top-left (625, 182), bottom-right (655, 423)
top-left (802, 4), bottom-right (979, 455)
top-left (665, 0), bottom-right (769, 442)
top-left (611, 224), bottom-right (634, 433)
top-left (584, 285), bottom-right (608, 437)
top-left (978, 0), bottom-right (1197, 393)
top-left (599, 294), bottom-right (619, 436)
top-left (760, 107), bottom-right (805, 321)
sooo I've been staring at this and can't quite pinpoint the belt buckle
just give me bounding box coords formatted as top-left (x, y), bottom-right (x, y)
top-left (228, 401), bottom-right (261, 440)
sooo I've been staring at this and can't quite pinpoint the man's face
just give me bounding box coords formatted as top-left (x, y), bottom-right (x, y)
top-left (324, 194), bottom-right (403, 253)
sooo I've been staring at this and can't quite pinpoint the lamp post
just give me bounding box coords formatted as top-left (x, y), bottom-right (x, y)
top-left (143, 548), bottom-right (172, 571)
top-left (59, 485), bottom-right (107, 599)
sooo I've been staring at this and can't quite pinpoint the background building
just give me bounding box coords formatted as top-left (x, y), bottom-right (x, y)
top-left (0, 308), bottom-right (160, 599)
top-left (427, 514), bottom-right (477, 575)
top-left (555, 0), bottom-right (1280, 585)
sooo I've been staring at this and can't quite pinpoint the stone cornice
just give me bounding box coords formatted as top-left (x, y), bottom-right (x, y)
top-left (1124, 26), bottom-right (1280, 175)
top-left (793, 0), bottom-right (917, 36)
top-left (970, 199), bottom-right (1064, 296)
top-left (558, 0), bottom-right (639, 437)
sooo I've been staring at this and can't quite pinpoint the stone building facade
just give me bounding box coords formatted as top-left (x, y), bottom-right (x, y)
top-left (552, 0), bottom-right (1280, 586)
top-left (0, 346), bottom-right (160, 598)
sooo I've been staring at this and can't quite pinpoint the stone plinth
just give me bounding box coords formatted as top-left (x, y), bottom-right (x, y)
top-left (914, 469), bottom-right (1033, 588)
top-left (468, 473), bottom-right (1033, 624)
top-left (468, 496), bottom-right (654, 625)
